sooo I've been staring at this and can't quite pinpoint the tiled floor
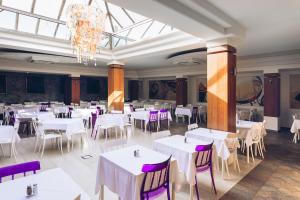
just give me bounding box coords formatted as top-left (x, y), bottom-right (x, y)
top-left (0, 121), bottom-right (265, 200)
top-left (221, 129), bottom-right (300, 200)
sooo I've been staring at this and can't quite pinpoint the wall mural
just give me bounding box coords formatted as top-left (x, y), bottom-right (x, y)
top-left (290, 74), bottom-right (300, 109)
top-left (236, 76), bottom-right (264, 106)
top-left (149, 80), bottom-right (176, 100)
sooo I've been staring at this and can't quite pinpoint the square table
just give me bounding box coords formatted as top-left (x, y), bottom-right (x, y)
top-left (95, 145), bottom-right (178, 200)
top-left (174, 107), bottom-right (192, 124)
top-left (0, 168), bottom-right (90, 200)
top-left (153, 135), bottom-right (213, 200)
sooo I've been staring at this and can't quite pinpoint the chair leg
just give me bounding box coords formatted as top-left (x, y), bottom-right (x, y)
top-left (194, 176), bottom-right (200, 200)
top-left (225, 159), bottom-right (230, 177)
top-left (210, 166), bottom-right (217, 194)
top-left (250, 145), bottom-right (255, 163)
top-left (236, 152), bottom-right (241, 172)
top-left (41, 139), bottom-right (46, 158)
top-left (60, 137), bottom-right (63, 155)
top-left (1, 144), bottom-right (5, 156)
top-left (34, 137), bottom-right (39, 152)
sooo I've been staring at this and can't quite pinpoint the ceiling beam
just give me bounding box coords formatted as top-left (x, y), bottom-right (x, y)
top-left (88, 0), bottom-right (93, 5)
top-left (104, 1), bottom-right (115, 32)
top-left (112, 18), bottom-right (152, 36)
top-left (15, 13), bottom-right (19, 30)
top-left (110, 13), bottom-right (123, 29)
top-left (30, 0), bottom-right (36, 13)
top-left (141, 20), bottom-right (154, 39)
top-left (35, 18), bottom-right (40, 34)
top-left (122, 8), bottom-right (135, 23)
top-left (57, 0), bottom-right (66, 20)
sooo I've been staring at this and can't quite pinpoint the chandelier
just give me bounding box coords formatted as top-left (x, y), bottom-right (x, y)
top-left (66, 4), bottom-right (106, 65)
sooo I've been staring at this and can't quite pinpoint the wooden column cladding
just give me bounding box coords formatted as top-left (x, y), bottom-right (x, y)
top-left (264, 73), bottom-right (280, 117)
top-left (64, 76), bottom-right (80, 105)
top-left (207, 45), bottom-right (236, 132)
top-left (71, 77), bottom-right (80, 104)
top-left (176, 78), bottom-right (187, 106)
top-left (108, 64), bottom-right (124, 111)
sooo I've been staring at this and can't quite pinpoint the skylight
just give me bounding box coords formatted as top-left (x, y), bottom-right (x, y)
top-left (0, 0), bottom-right (175, 49)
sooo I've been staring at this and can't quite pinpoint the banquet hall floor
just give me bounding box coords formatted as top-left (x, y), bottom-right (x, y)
top-left (0, 122), bottom-right (263, 200)
top-left (221, 128), bottom-right (300, 200)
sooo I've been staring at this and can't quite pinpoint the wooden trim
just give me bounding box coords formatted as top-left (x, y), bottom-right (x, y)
top-left (207, 45), bottom-right (236, 55)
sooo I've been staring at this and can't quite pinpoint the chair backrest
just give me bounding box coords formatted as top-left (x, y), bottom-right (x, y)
top-left (192, 106), bottom-right (199, 114)
top-left (149, 111), bottom-right (158, 122)
top-left (249, 123), bottom-right (263, 142)
top-left (8, 111), bottom-right (15, 126)
top-left (159, 109), bottom-right (168, 121)
top-left (188, 123), bottom-right (198, 131)
top-left (0, 161), bottom-right (41, 183)
top-left (91, 112), bottom-right (97, 129)
top-left (194, 143), bottom-right (214, 171)
top-left (130, 104), bottom-right (135, 112)
top-left (140, 156), bottom-right (171, 200)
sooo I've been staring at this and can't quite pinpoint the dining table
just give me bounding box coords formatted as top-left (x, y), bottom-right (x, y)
top-left (0, 168), bottom-right (90, 200)
top-left (153, 135), bottom-right (215, 200)
top-left (95, 145), bottom-right (178, 200)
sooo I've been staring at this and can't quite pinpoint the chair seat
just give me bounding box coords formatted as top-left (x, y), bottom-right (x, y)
top-left (142, 187), bottom-right (167, 200)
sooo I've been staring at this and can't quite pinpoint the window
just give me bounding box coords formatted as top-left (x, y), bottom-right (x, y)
top-left (0, 74), bottom-right (7, 94)
top-left (27, 75), bottom-right (45, 93)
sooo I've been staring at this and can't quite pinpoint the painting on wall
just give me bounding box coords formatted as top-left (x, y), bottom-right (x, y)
top-left (149, 80), bottom-right (176, 100)
top-left (236, 76), bottom-right (264, 106)
top-left (290, 74), bottom-right (300, 109)
top-left (196, 78), bottom-right (207, 102)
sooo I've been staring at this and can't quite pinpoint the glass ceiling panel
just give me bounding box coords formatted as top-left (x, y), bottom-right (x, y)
top-left (60, 0), bottom-right (89, 21)
top-left (55, 24), bottom-right (70, 40)
top-left (143, 21), bottom-right (165, 39)
top-left (0, 11), bottom-right (16, 30)
top-left (107, 3), bottom-right (133, 28)
top-left (38, 20), bottom-right (57, 37)
top-left (127, 21), bottom-right (152, 40)
top-left (126, 10), bottom-right (147, 23)
top-left (2, 0), bottom-right (33, 12)
top-left (34, 0), bottom-right (62, 19)
top-left (18, 15), bottom-right (38, 34)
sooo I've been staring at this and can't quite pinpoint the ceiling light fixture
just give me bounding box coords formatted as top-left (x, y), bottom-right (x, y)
top-left (66, 4), bottom-right (106, 65)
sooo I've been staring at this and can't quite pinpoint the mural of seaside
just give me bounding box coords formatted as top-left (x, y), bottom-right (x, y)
top-left (290, 74), bottom-right (300, 109)
top-left (236, 76), bottom-right (264, 106)
top-left (149, 80), bottom-right (176, 100)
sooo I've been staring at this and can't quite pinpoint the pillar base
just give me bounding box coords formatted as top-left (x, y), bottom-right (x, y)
top-left (264, 116), bottom-right (280, 131)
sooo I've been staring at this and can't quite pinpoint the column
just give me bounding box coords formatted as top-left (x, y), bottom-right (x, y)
top-left (264, 73), bottom-right (280, 131)
top-left (207, 45), bottom-right (236, 132)
top-left (176, 77), bottom-right (187, 106)
top-left (64, 76), bottom-right (80, 105)
top-left (108, 63), bottom-right (124, 111)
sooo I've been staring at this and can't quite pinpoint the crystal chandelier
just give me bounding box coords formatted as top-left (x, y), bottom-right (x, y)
top-left (66, 4), bottom-right (106, 65)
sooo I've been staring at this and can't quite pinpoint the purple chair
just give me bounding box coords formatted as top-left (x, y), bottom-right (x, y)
top-left (194, 143), bottom-right (216, 200)
top-left (130, 104), bottom-right (135, 112)
top-left (140, 156), bottom-right (172, 200)
top-left (8, 111), bottom-right (15, 126)
top-left (159, 109), bottom-right (169, 130)
top-left (0, 161), bottom-right (41, 183)
top-left (91, 112), bottom-right (97, 137)
top-left (96, 107), bottom-right (104, 115)
top-left (68, 107), bottom-right (74, 118)
top-left (148, 111), bottom-right (159, 132)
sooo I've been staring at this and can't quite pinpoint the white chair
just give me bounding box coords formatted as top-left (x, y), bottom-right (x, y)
top-left (188, 123), bottom-right (198, 131)
top-left (70, 126), bottom-right (87, 151)
top-left (221, 132), bottom-right (241, 178)
top-left (292, 115), bottom-right (300, 143)
top-left (261, 120), bottom-right (267, 151)
top-left (33, 121), bottom-right (63, 158)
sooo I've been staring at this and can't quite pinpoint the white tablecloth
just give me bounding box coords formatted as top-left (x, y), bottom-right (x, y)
top-left (175, 107), bottom-right (192, 117)
top-left (0, 126), bottom-right (21, 144)
top-left (95, 145), bottom-right (177, 200)
top-left (73, 108), bottom-right (97, 120)
top-left (42, 118), bottom-right (84, 140)
top-left (17, 112), bottom-right (55, 122)
top-left (0, 168), bottom-right (89, 200)
top-left (153, 135), bottom-right (210, 185)
top-left (185, 128), bottom-right (235, 161)
top-left (291, 119), bottom-right (300, 133)
top-left (93, 114), bottom-right (127, 135)
top-left (53, 107), bottom-right (69, 114)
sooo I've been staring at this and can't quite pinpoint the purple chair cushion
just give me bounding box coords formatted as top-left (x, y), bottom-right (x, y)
top-left (0, 161), bottom-right (41, 183)
top-left (149, 111), bottom-right (159, 122)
